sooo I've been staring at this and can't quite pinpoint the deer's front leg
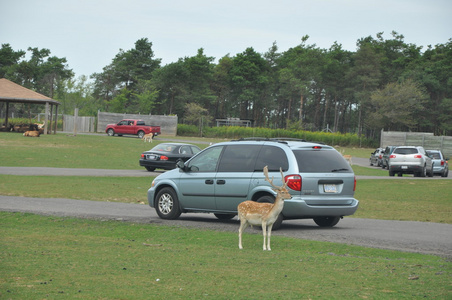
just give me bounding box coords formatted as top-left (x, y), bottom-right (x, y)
top-left (267, 224), bottom-right (274, 251)
top-left (262, 222), bottom-right (268, 251)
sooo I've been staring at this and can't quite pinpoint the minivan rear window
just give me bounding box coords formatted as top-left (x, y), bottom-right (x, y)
top-left (393, 148), bottom-right (418, 155)
top-left (293, 150), bottom-right (352, 173)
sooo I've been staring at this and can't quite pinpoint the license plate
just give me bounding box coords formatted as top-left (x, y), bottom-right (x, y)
top-left (324, 184), bottom-right (337, 193)
top-left (147, 155), bottom-right (157, 160)
top-left (401, 166), bottom-right (408, 169)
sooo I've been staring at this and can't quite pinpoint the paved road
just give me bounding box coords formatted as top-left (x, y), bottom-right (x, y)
top-left (1, 158), bottom-right (451, 259)
top-left (1, 195), bottom-right (451, 259)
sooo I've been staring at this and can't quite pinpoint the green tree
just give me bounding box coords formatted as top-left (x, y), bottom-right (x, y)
top-left (229, 47), bottom-right (269, 124)
top-left (367, 80), bottom-right (427, 131)
top-left (184, 102), bottom-right (213, 136)
top-left (0, 43), bottom-right (25, 78)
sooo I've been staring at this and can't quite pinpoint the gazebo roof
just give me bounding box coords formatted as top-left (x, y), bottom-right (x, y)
top-left (0, 78), bottom-right (60, 105)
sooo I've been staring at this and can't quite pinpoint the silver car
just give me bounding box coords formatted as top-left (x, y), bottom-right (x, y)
top-left (426, 150), bottom-right (449, 177)
top-left (147, 139), bottom-right (359, 228)
top-left (388, 146), bottom-right (433, 177)
top-left (369, 148), bottom-right (384, 167)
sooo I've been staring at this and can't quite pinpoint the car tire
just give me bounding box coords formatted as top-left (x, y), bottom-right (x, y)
top-left (155, 187), bottom-right (181, 220)
top-left (420, 166), bottom-right (427, 177)
top-left (442, 169), bottom-right (449, 177)
top-left (313, 216), bottom-right (340, 227)
top-left (428, 168), bottom-right (434, 177)
top-left (256, 195), bottom-right (284, 230)
top-left (137, 131), bottom-right (145, 139)
top-left (389, 170), bottom-right (395, 176)
top-left (145, 166), bottom-right (156, 172)
top-left (107, 129), bottom-right (115, 136)
top-left (214, 213), bottom-right (236, 220)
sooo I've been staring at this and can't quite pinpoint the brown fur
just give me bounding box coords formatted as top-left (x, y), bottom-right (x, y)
top-left (23, 131), bottom-right (40, 137)
top-left (142, 133), bottom-right (153, 142)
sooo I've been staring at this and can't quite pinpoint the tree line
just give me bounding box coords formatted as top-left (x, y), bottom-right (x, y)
top-left (1, 31), bottom-right (451, 139)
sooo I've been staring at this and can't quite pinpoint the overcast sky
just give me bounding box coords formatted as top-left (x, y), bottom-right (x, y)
top-left (1, 0), bottom-right (451, 79)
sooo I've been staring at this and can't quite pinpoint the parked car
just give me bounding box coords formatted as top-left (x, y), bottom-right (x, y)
top-left (369, 148), bottom-right (384, 167)
top-left (388, 146), bottom-right (433, 177)
top-left (381, 146), bottom-right (398, 169)
top-left (147, 138), bottom-right (359, 229)
top-left (140, 143), bottom-right (201, 171)
top-left (426, 150), bottom-right (449, 177)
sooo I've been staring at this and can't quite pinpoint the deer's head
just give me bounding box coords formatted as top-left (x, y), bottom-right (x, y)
top-left (263, 166), bottom-right (292, 200)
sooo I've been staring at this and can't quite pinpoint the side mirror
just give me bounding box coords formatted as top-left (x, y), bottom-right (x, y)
top-left (176, 159), bottom-right (186, 170)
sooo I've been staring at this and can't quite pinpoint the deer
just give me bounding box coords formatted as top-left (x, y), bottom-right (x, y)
top-left (237, 166), bottom-right (292, 251)
top-left (142, 133), bottom-right (153, 143)
top-left (340, 149), bottom-right (352, 165)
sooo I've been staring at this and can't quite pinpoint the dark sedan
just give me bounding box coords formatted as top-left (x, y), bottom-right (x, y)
top-left (139, 143), bottom-right (201, 171)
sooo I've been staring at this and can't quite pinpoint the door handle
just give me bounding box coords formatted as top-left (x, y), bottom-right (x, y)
top-left (216, 180), bottom-right (226, 185)
top-left (205, 179), bottom-right (214, 185)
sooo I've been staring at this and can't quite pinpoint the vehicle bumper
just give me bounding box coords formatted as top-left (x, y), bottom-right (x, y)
top-left (139, 160), bottom-right (176, 170)
top-left (282, 196), bottom-right (359, 218)
top-left (389, 164), bottom-right (423, 174)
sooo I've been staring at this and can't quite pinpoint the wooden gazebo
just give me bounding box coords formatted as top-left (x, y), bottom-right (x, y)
top-left (0, 78), bottom-right (60, 134)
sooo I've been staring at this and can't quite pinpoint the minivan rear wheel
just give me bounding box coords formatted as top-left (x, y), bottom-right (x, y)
top-left (155, 187), bottom-right (181, 220)
top-left (313, 216), bottom-right (340, 227)
top-left (256, 195), bottom-right (284, 230)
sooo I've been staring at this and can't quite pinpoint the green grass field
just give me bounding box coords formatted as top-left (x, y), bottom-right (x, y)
top-left (1, 132), bottom-right (451, 298)
top-left (1, 212), bottom-right (450, 299)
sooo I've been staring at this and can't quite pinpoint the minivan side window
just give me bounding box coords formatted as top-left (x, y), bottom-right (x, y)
top-left (217, 145), bottom-right (261, 172)
top-left (255, 145), bottom-right (289, 172)
top-left (187, 146), bottom-right (224, 172)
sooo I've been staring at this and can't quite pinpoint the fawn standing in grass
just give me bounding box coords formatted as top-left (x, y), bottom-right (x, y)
top-left (238, 166), bottom-right (292, 250)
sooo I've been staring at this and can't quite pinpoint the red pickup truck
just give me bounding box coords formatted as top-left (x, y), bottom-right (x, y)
top-left (105, 119), bottom-right (161, 139)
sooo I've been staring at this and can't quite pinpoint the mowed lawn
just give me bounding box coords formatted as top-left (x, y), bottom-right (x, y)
top-left (1, 132), bottom-right (451, 298)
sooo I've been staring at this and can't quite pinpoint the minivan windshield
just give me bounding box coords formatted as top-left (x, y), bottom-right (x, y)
top-left (293, 150), bottom-right (352, 173)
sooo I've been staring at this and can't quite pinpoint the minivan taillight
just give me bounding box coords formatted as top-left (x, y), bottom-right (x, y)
top-left (285, 175), bottom-right (301, 191)
top-left (354, 176), bottom-right (357, 192)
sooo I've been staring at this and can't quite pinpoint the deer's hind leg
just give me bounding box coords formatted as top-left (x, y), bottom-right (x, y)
top-left (238, 219), bottom-right (249, 249)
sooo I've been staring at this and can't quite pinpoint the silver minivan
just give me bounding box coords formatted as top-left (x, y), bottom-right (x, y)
top-left (147, 139), bottom-right (359, 228)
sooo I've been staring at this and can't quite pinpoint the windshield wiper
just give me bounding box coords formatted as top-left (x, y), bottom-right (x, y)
top-left (331, 168), bottom-right (350, 172)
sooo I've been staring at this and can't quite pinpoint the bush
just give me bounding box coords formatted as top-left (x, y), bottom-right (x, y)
top-left (177, 124), bottom-right (378, 147)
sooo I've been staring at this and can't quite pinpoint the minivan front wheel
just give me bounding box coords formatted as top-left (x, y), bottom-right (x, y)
top-left (256, 195), bottom-right (284, 230)
top-left (313, 216), bottom-right (340, 227)
top-left (155, 187), bottom-right (181, 220)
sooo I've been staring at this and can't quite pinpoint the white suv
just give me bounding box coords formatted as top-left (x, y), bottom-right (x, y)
top-left (147, 138), bottom-right (359, 228)
top-left (388, 146), bottom-right (433, 177)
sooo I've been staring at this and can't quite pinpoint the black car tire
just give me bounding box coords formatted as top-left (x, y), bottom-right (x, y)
top-left (214, 213), bottom-right (236, 220)
top-left (107, 129), bottom-right (115, 136)
top-left (155, 187), bottom-right (181, 220)
top-left (313, 216), bottom-right (340, 227)
top-left (256, 195), bottom-right (284, 230)
top-left (442, 169), bottom-right (449, 177)
top-left (145, 166), bottom-right (156, 172)
top-left (420, 166), bottom-right (427, 177)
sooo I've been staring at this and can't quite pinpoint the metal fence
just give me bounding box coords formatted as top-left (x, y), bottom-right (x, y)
top-left (380, 130), bottom-right (452, 158)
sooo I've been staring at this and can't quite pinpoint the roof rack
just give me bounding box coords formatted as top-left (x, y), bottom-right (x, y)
top-left (232, 137), bottom-right (307, 143)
